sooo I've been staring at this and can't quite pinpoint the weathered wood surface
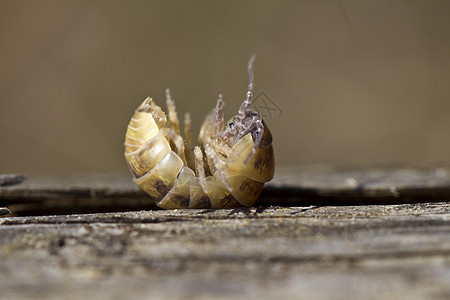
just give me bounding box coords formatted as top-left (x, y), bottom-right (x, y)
top-left (0, 167), bottom-right (449, 299)
top-left (0, 174), bottom-right (25, 216)
top-left (1, 203), bottom-right (449, 299)
top-left (1, 166), bottom-right (450, 215)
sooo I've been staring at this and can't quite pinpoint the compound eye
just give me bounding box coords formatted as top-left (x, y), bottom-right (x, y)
top-left (227, 117), bottom-right (239, 129)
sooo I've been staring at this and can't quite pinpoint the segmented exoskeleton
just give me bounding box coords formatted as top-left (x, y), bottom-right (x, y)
top-left (124, 57), bottom-right (274, 209)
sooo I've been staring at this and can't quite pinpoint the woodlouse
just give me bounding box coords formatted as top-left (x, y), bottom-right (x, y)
top-left (124, 56), bottom-right (274, 209)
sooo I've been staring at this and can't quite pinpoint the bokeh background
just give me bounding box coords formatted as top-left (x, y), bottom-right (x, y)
top-left (1, 0), bottom-right (449, 175)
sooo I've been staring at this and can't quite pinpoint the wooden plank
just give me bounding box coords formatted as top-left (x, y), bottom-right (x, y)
top-left (269, 165), bottom-right (450, 202)
top-left (0, 174), bottom-right (25, 216)
top-left (0, 203), bottom-right (449, 299)
top-left (1, 166), bottom-right (450, 215)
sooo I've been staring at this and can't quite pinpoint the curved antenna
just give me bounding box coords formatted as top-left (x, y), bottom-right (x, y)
top-left (238, 54), bottom-right (256, 119)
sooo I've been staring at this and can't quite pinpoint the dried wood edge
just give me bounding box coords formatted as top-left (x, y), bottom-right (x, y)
top-left (1, 168), bottom-right (450, 214)
top-left (3, 192), bottom-right (448, 217)
top-left (0, 207), bottom-right (11, 216)
top-left (0, 174), bottom-right (26, 186)
top-left (1, 202), bottom-right (449, 226)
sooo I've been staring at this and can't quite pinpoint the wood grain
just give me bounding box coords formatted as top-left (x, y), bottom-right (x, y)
top-left (0, 167), bottom-right (449, 299)
top-left (0, 203), bottom-right (449, 299)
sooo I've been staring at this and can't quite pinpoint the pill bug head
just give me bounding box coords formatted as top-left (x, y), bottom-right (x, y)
top-left (222, 110), bottom-right (273, 149)
top-left (204, 55), bottom-right (272, 163)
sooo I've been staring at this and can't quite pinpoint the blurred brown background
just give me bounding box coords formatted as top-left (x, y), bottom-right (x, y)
top-left (1, 0), bottom-right (449, 175)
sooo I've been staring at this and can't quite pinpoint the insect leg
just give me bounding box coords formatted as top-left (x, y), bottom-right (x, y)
top-left (205, 143), bottom-right (231, 190)
top-left (204, 143), bottom-right (224, 171)
top-left (213, 94), bottom-right (224, 139)
top-left (184, 113), bottom-right (192, 149)
top-left (198, 110), bottom-right (217, 146)
top-left (184, 112), bottom-right (195, 169)
top-left (165, 88), bottom-right (181, 134)
top-left (194, 146), bottom-right (208, 192)
top-left (161, 128), bottom-right (188, 166)
top-left (238, 54), bottom-right (256, 119)
top-left (238, 116), bottom-right (264, 164)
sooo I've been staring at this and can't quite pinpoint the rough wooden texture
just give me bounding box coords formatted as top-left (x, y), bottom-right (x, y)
top-left (0, 174), bottom-right (154, 216)
top-left (1, 166), bottom-right (450, 215)
top-left (265, 165), bottom-right (450, 206)
top-left (0, 203), bottom-right (449, 299)
top-left (1, 167), bottom-right (449, 298)
top-left (0, 174), bottom-right (25, 216)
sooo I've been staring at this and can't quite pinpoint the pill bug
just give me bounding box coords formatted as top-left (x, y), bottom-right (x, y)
top-left (124, 56), bottom-right (274, 209)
